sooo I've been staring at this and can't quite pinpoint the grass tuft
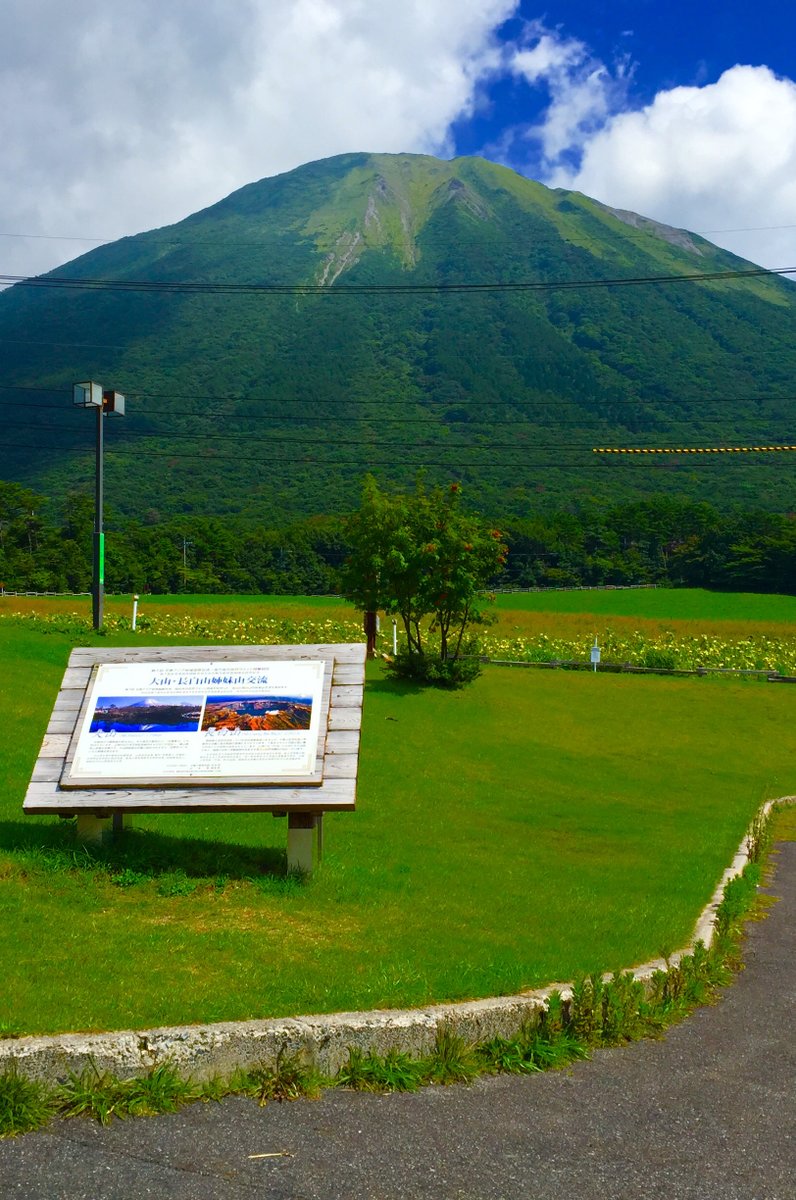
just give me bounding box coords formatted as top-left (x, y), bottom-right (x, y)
top-left (0, 1067), bottom-right (53, 1137)
top-left (119, 1062), bottom-right (199, 1117)
top-left (55, 1064), bottom-right (130, 1125)
top-left (233, 1051), bottom-right (325, 1106)
top-left (54, 1060), bottom-right (199, 1125)
top-left (422, 1025), bottom-right (480, 1086)
top-left (337, 1047), bottom-right (425, 1093)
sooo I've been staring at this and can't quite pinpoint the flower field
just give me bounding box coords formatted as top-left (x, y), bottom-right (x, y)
top-left (483, 628), bottom-right (796, 673)
top-left (3, 601), bottom-right (796, 673)
top-left (0, 608), bottom-right (364, 646)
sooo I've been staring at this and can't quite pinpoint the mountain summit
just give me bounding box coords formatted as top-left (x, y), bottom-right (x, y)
top-left (2, 152), bottom-right (794, 519)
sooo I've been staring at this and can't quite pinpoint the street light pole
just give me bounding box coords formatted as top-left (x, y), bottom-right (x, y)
top-left (73, 381), bottom-right (125, 631)
top-left (94, 397), bottom-right (104, 630)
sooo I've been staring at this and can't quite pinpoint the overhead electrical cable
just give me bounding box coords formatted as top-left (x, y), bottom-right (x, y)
top-left (3, 414), bottom-right (795, 443)
top-left (2, 383), bottom-right (796, 409)
top-left (2, 220), bottom-right (795, 244)
top-left (3, 415), bottom-right (788, 436)
top-left (1, 435), bottom-right (788, 467)
top-left (1, 263), bottom-right (795, 295)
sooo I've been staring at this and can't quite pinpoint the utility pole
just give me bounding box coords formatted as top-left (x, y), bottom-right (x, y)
top-left (73, 382), bottom-right (125, 630)
top-left (94, 395), bottom-right (104, 628)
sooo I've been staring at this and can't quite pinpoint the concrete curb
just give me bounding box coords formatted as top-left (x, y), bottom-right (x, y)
top-left (3, 797), bottom-right (793, 1084)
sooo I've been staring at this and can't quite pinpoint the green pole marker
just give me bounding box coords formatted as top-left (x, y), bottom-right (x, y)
top-left (98, 532), bottom-right (105, 585)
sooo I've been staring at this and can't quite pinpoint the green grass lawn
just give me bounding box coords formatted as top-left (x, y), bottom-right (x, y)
top-left (11, 584), bottom-right (796, 625)
top-left (2, 617), bottom-right (794, 1037)
top-left (494, 587), bottom-right (796, 623)
top-left (126, 585), bottom-right (796, 622)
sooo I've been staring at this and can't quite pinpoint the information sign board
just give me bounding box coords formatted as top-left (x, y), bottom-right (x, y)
top-left (61, 658), bottom-right (327, 788)
top-left (24, 644), bottom-right (365, 869)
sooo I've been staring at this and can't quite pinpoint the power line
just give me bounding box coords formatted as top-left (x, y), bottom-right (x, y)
top-left (0, 429), bottom-right (609, 452)
top-left (1, 436), bottom-right (789, 468)
top-left (2, 382), bottom-right (795, 409)
top-left (2, 263), bottom-right (795, 296)
top-left (0, 337), bottom-right (131, 350)
top-left (0, 424), bottom-right (596, 450)
top-left (3, 414), bottom-right (795, 444)
top-left (0, 436), bottom-right (629, 462)
top-left (0, 232), bottom-right (115, 243)
top-left (2, 220), bottom-right (794, 245)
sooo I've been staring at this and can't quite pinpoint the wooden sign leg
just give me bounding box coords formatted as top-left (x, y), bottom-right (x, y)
top-left (76, 812), bottom-right (111, 844)
top-left (287, 812), bottom-right (322, 875)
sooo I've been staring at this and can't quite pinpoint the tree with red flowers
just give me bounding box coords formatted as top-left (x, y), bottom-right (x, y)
top-left (340, 476), bottom-right (507, 685)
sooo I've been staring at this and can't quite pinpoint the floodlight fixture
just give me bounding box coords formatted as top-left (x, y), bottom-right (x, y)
top-left (73, 381), bottom-right (103, 408)
top-left (103, 389), bottom-right (125, 416)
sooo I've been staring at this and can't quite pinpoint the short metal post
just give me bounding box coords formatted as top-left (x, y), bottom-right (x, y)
top-left (131, 594), bottom-right (139, 630)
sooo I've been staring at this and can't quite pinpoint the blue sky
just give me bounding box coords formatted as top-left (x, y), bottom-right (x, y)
top-left (1, 1), bottom-right (794, 275)
top-left (454, 1), bottom-right (796, 169)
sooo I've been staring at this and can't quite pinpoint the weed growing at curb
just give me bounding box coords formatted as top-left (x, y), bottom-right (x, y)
top-left (337, 1047), bottom-right (425, 1093)
top-left (0, 1067), bottom-right (53, 1137)
top-left (0, 807), bottom-right (788, 1138)
top-left (478, 1021), bottom-right (589, 1076)
top-left (56, 1061), bottom-right (200, 1125)
top-left (425, 1025), bottom-right (481, 1085)
top-left (229, 1052), bottom-right (325, 1106)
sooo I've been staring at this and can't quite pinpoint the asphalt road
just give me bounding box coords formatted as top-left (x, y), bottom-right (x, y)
top-left (2, 842), bottom-right (794, 1200)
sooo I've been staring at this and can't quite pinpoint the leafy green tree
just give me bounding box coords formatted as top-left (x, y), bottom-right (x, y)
top-left (340, 477), bottom-right (506, 685)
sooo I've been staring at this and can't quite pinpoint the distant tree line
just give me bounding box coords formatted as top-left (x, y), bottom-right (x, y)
top-left (2, 481), bottom-right (795, 597)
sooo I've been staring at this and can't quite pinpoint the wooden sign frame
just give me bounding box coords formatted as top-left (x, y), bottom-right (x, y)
top-left (24, 643), bottom-right (366, 840)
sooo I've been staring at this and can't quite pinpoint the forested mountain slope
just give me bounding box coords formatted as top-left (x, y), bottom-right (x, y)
top-left (1, 152), bottom-right (794, 521)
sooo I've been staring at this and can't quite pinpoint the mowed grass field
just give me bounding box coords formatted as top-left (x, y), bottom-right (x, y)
top-left (1, 590), bottom-right (795, 1037)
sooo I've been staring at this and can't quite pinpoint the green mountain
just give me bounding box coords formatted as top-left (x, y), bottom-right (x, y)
top-left (2, 151), bottom-right (795, 522)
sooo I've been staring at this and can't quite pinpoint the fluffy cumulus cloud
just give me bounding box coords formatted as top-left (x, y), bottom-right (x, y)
top-left (0, 0), bottom-right (515, 276)
top-left (498, 24), bottom-right (796, 268)
top-left (551, 65), bottom-right (796, 269)
top-left (506, 21), bottom-right (628, 165)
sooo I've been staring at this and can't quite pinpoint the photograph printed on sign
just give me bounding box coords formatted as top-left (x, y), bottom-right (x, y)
top-left (202, 694), bottom-right (313, 732)
top-left (90, 695), bottom-right (204, 733)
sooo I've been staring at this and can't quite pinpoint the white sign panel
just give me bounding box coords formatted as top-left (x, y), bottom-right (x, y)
top-left (61, 659), bottom-right (327, 788)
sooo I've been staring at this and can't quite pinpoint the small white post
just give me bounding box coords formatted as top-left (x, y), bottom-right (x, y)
top-left (131, 594), bottom-right (139, 631)
top-left (590, 636), bottom-right (601, 673)
top-left (392, 618), bottom-right (398, 655)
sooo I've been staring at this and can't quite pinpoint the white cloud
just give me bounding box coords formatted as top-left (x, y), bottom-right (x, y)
top-left (551, 65), bottom-right (796, 269)
top-left (0, 0), bottom-right (516, 276)
top-left (500, 22), bottom-right (628, 169)
top-left (491, 24), bottom-right (796, 268)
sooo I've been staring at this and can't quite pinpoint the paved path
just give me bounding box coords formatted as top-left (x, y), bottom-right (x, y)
top-left (2, 843), bottom-right (794, 1200)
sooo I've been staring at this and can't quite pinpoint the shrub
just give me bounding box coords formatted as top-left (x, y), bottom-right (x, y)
top-left (386, 646), bottom-right (483, 689)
